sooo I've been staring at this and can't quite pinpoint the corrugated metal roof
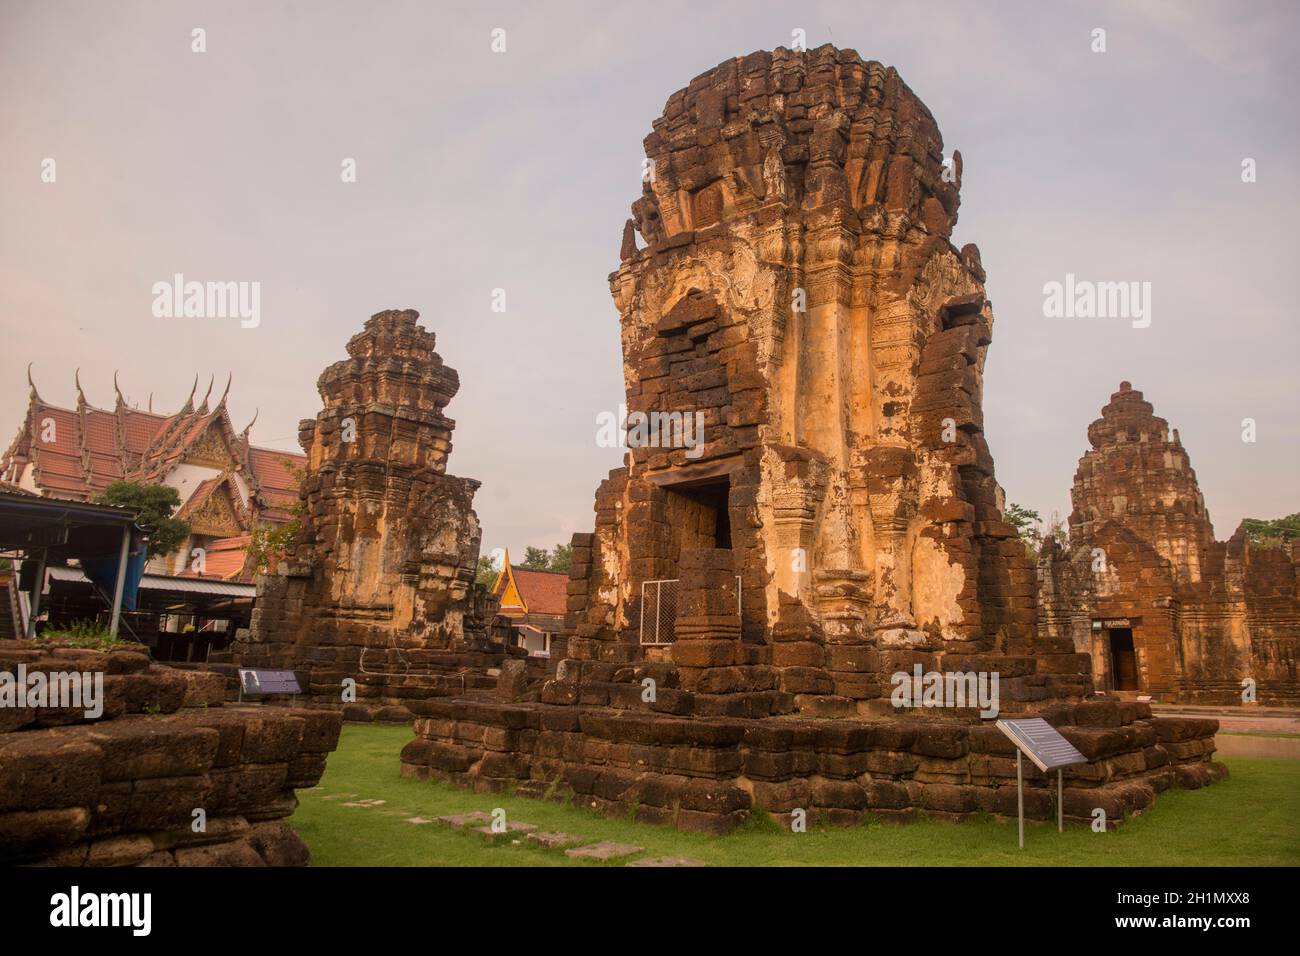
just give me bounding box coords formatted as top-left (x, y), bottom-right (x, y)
top-left (47, 565), bottom-right (255, 597)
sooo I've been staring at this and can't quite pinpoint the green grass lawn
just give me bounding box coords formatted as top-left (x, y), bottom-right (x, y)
top-left (292, 724), bottom-right (1300, 867)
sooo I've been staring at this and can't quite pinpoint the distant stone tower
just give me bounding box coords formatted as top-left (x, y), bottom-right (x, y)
top-left (241, 310), bottom-right (493, 713)
top-left (1041, 382), bottom-right (1300, 703)
top-left (1070, 381), bottom-right (1214, 584)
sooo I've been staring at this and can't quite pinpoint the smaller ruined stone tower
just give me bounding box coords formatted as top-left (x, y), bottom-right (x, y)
top-left (1070, 381), bottom-right (1214, 583)
top-left (1040, 382), bottom-right (1300, 703)
top-left (239, 310), bottom-right (491, 711)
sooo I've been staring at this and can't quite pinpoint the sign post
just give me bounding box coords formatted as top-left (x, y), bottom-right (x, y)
top-left (237, 668), bottom-right (302, 702)
top-left (996, 718), bottom-right (1088, 849)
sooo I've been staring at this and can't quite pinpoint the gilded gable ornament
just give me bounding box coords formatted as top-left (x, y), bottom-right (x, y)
top-left (186, 426), bottom-right (234, 470)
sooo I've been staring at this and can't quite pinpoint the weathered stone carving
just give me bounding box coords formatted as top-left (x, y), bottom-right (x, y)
top-left (1039, 382), bottom-right (1300, 704)
top-left (238, 310), bottom-right (527, 716)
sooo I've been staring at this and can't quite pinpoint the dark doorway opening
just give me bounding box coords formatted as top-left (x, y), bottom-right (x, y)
top-left (1109, 628), bottom-right (1139, 691)
top-left (643, 475), bottom-right (736, 646)
top-left (663, 476), bottom-right (731, 552)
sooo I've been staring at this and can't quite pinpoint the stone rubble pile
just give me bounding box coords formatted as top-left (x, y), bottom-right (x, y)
top-left (0, 639), bottom-right (340, 866)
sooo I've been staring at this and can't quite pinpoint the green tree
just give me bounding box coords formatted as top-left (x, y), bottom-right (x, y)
top-left (1005, 502), bottom-right (1040, 539)
top-left (1242, 512), bottom-right (1300, 545)
top-left (475, 554), bottom-right (501, 586)
top-left (1043, 512), bottom-right (1069, 550)
top-left (243, 465), bottom-right (305, 574)
top-left (1005, 502), bottom-right (1043, 559)
top-left (549, 542), bottom-right (572, 573)
top-left (95, 480), bottom-right (190, 557)
top-left (522, 546), bottom-right (551, 569)
top-left (245, 519), bottom-right (301, 574)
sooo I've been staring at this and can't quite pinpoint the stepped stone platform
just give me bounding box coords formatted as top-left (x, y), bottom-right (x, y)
top-left (0, 640), bottom-right (341, 866)
top-left (400, 696), bottom-right (1224, 834)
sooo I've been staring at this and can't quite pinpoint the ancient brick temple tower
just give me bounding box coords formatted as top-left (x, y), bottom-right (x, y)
top-left (558, 44), bottom-right (1086, 716)
top-left (402, 49), bottom-right (1225, 832)
top-left (239, 310), bottom-right (514, 715)
top-left (1039, 382), bottom-right (1300, 704)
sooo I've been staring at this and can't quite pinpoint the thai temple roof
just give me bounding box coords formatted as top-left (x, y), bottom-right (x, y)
top-left (1, 367), bottom-right (305, 581)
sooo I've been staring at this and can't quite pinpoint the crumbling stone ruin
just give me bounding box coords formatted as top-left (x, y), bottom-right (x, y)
top-left (560, 43), bottom-right (1088, 715)
top-left (1039, 382), bottom-right (1300, 705)
top-left (401, 47), bottom-right (1225, 832)
top-left (1, 639), bottom-right (340, 865)
top-left (237, 310), bottom-right (534, 718)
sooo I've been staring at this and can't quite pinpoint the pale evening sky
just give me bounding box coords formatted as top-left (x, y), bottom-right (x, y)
top-left (2, 0), bottom-right (1296, 554)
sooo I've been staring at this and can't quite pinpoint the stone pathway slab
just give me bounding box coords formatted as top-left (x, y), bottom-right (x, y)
top-left (474, 821), bottom-right (539, 841)
top-left (565, 841), bottom-right (644, 861)
top-left (526, 831), bottom-right (583, 849)
top-left (626, 856), bottom-right (707, 867)
top-left (436, 811), bottom-right (494, 829)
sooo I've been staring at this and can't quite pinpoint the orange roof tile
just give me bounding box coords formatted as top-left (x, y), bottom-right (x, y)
top-left (248, 446), bottom-right (304, 520)
top-left (38, 453), bottom-right (83, 478)
top-left (37, 406), bottom-right (80, 456)
top-left (506, 566), bottom-right (569, 616)
top-left (122, 409), bottom-right (167, 455)
top-left (249, 446), bottom-right (304, 489)
top-left (82, 409), bottom-right (118, 457)
top-left (176, 533), bottom-right (251, 581)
